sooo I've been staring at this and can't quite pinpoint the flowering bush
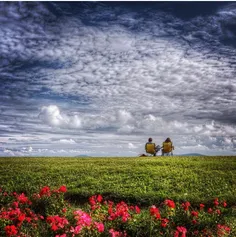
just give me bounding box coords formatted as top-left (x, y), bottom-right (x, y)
top-left (0, 186), bottom-right (234, 237)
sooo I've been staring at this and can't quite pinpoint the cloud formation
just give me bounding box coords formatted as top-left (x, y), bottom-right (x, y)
top-left (0, 2), bottom-right (236, 156)
top-left (39, 105), bottom-right (82, 129)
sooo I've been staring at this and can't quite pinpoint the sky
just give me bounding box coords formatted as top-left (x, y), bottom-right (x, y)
top-left (0, 1), bottom-right (236, 157)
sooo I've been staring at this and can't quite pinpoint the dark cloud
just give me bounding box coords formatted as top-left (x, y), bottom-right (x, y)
top-left (0, 2), bottom-right (236, 156)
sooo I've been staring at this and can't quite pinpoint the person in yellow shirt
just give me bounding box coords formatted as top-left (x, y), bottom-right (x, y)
top-left (162, 137), bottom-right (174, 156)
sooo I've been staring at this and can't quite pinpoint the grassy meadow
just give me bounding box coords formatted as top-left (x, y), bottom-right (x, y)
top-left (0, 156), bottom-right (235, 207)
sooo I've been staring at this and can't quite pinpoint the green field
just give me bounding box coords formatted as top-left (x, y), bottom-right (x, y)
top-left (0, 156), bottom-right (235, 207)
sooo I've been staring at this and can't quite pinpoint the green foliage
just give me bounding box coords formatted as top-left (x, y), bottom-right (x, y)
top-left (0, 156), bottom-right (235, 207)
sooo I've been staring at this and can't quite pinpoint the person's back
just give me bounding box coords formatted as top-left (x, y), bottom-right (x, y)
top-left (162, 137), bottom-right (174, 155)
top-left (162, 141), bottom-right (172, 153)
top-left (145, 138), bottom-right (156, 156)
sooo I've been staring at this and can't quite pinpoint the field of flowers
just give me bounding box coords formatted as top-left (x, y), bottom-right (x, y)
top-left (0, 185), bottom-right (235, 236)
top-left (0, 156), bottom-right (236, 236)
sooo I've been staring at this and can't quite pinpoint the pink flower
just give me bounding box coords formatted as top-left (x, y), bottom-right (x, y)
top-left (74, 210), bottom-right (92, 227)
top-left (74, 225), bottom-right (82, 234)
top-left (109, 229), bottom-right (126, 237)
top-left (174, 226), bottom-right (187, 237)
top-left (222, 201), bottom-right (227, 207)
top-left (70, 225), bottom-right (82, 235)
top-left (94, 222), bottom-right (104, 232)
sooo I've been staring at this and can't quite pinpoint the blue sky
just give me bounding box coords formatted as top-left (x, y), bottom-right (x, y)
top-left (0, 1), bottom-right (236, 156)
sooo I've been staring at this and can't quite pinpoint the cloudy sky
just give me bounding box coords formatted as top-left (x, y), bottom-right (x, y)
top-left (1, 1), bottom-right (236, 157)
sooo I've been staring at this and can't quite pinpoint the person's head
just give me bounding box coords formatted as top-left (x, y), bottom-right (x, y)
top-left (165, 137), bottom-right (171, 142)
top-left (148, 137), bottom-right (152, 142)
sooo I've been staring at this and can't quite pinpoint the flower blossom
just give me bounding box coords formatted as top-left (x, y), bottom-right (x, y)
top-left (58, 185), bottom-right (67, 193)
top-left (5, 225), bottom-right (18, 236)
top-left (181, 201), bottom-right (190, 211)
top-left (164, 199), bottom-right (176, 209)
top-left (150, 205), bottom-right (161, 219)
top-left (174, 226), bottom-right (187, 237)
top-left (39, 186), bottom-right (51, 197)
top-left (94, 222), bottom-right (104, 232)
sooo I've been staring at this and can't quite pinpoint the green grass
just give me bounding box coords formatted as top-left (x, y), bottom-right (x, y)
top-left (0, 156), bottom-right (235, 207)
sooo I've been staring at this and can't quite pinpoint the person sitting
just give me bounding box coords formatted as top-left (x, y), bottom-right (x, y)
top-left (162, 137), bottom-right (174, 156)
top-left (145, 137), bottom-right (159, 156)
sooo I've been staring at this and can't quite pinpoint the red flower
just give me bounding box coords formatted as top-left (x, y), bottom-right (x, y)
top-left (135, 205), bottom-right (141, 214)
top-left (208, 208), bottom-right (213, 214)
top-left (164, 199), bottom-right (176, 209)
top-left (199, 203), bottom-right (205, 210)
top-left (216, 209), bottom-right (221, 215)
top-left (217, 224), bottom-right (231, 236)
top-left (97, 194), bottom-right (103, 203)
top-left (192, 219), bottom-right (198, 225)
top-left (58, 185), bottom-right (67, 193)
top-left (5, 225), bottom-right (18, 236)
top-left (51, 224), bottom-right (58, 231)
top-left (12, 201), bottom-right (19, 208)
top-left (161, 218), bottom-right (169, 228)
top-left (17, 193), bottom-right (29, 204)
top-left (46, 215), bottom-right (69, 231)
top-left (150, 205), bottom-right (161, 219)
top-left (89, 196), bottom-right (96, 207)
top-left (62, 208), bottom-right (67, 213)
top-left (214, 198), bottom-right (219, 206)
top-left (18, 213), bottom-right (26, 222)
top-left (181, 202), bottom-right (190, 211)
top-left (39, 186), bottom-right (51, 197)
top-left (191, 211), bottom-right (199, 217)
top-left (222, 201), bottom-right (227, 207)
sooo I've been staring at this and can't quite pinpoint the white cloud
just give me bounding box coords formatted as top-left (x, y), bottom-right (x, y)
top-left (1, 2), bottom-right (236, 156)
top-left (116, 110), bottom-right (134, 125)
top-left (128, 142), bottom-right (137, 149)
top-left (58, 139), bottom-right (77, 144)
top-left (39, 105), bottom-right (82, 129)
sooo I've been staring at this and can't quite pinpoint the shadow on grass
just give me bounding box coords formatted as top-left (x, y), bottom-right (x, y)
top-left (64, 192), bottom-right (156, 207)
top-left (65, 192), bottom-right (236, 210)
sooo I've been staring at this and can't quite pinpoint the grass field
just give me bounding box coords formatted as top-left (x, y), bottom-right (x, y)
top-left (0, 156), bottom-right (235, 207)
